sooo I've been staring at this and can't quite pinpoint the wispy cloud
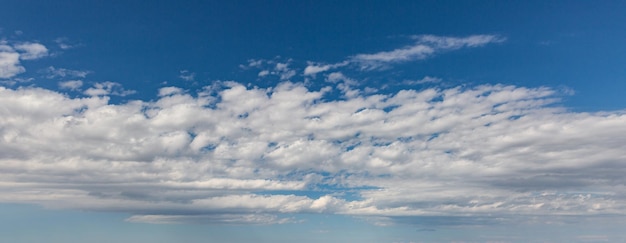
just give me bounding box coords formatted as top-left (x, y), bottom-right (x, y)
top-left (44, 66), bottom-right (91, 79)
top-left (242, 58), bottom-right (296, 81)
top-left (352, 35), bottom-right (505, 70)
top-left (55, 37), bottom-right (77, 50)
top-left (303, 61), bottom-right (349, 76)
top-left (179, 70), bottom-right (195, 81)
top-left (304, 34), bottom-right (505, 74)
top-left (403, 76), bottom-right (442, 85)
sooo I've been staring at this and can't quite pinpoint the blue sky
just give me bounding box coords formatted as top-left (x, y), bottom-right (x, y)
top-left (1, 1), bottom-right (626, 242)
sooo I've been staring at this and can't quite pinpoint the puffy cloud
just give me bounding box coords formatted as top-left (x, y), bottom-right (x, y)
top-left (14, 42), bottom-right (48, 60)
top-left (0, 44), bottom-right (25, 78)
top-left (1, 82), bottom-right (625, 225)
top-left (0, 41), bottom-right (50, 79)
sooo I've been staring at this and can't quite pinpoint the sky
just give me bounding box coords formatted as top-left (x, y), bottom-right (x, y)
top-left (1, 0), bottom-right (626, 242)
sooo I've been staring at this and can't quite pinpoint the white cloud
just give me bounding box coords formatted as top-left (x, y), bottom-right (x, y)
top-left (0, 44), bottom-right (25, 79)
top-left (158, 86), bottom-right (185, 97)
top-left (0, 41), bottom-right (52, 79)
top-left (55, 37), bottom-right (76, 50)
top-left (1, 82), bottom-right (625, 225)
top-left (274, 62), bottom-right (296, 80)
top-left (84, 81), bottom-right (136, 96)
top-left (415, 34), bottom-right (506, 49)
top-left (14, 42), bottom-right (49, 60)
top-left (58, 80), bottom-right (83, 90)
top-left (45, 66), bottom-right (91, 79)
top-left (241, 58), bottom-right (296, 81)
top-left (301, 34), bottom-right (505, 74)
top-left (179, 70), bottom-right (195, 81)
top-left (126, 214), bottom-right (294, 225)
top-left (352, 34), bottom-right (505, 70)
top-left (258, 70), bottom-right (270, 77)
top-left (303, 61), bottom-right (349, 76)
top-left (0, 77), bottom-right (33, 86)
top-left (403, 76), bottom-right (442, 85)
top-left (354, 44), bottom-right (434, 63)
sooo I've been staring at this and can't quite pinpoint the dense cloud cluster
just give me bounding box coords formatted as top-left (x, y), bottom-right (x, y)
top-left (1, 81), bottom-right (625, 225)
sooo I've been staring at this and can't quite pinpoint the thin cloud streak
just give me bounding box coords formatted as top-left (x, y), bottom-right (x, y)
top-left (304, 34), bottom-right (505, 74)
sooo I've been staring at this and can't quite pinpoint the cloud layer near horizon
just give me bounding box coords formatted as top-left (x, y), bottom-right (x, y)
top-left (1, 81), bottom-right (625, 225)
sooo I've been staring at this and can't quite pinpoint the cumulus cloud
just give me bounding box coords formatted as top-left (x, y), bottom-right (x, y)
top-left (0, 44), bottom-right (25, 78)
top-left (14, 42), bottom-right (49, 60)
top-left (0, 41), bottom-right (50, 79)
top-left (1, 82), bottom-right (625, 225)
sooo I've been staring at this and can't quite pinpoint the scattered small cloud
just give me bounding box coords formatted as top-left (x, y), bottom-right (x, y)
top-left (179, 70), bottom-right (195, 81)
top-left (0, 77), bottom-right (34, 86)
top-left (0, 38), bottom-right (86, 80)
top-left (84, 81), bottom-right (136, 96)
top-left (258, 70), bottom-right (270, 77)
top-left (403, 76), bottom-right (442, 85)
top-left (303, 61), bottom-right (349, 77)
top-left (158, 86), bottom-right (185, 97)
top-left (0, 43), bottom-right (26, 78)
top-left (13, 42), bottom-right (49, 60)
top-left (58, 80), bottom-right (83, 90)
top-left (242, 58), bottom-right (296, 81)
top-left (274, 62), bottom-right (296, 80)
top-left (44, 66), bottom-right (91, 79)
top-left (55, 37), bottom-right (77, 50)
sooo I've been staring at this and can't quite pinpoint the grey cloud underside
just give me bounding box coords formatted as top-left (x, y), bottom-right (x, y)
top-left (1, 82), bottom-right (625, 225)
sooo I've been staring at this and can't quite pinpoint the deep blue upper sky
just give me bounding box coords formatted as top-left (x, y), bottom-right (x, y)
top-left (2, 0), bottom-right (625, 109)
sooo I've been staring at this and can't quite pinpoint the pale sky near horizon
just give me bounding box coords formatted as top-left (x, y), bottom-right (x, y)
top-left (1, 1), bottom-right (626, 242)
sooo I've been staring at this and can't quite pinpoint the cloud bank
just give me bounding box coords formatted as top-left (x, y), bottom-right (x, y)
top-left (1, 81), bottom-right (625, 225)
